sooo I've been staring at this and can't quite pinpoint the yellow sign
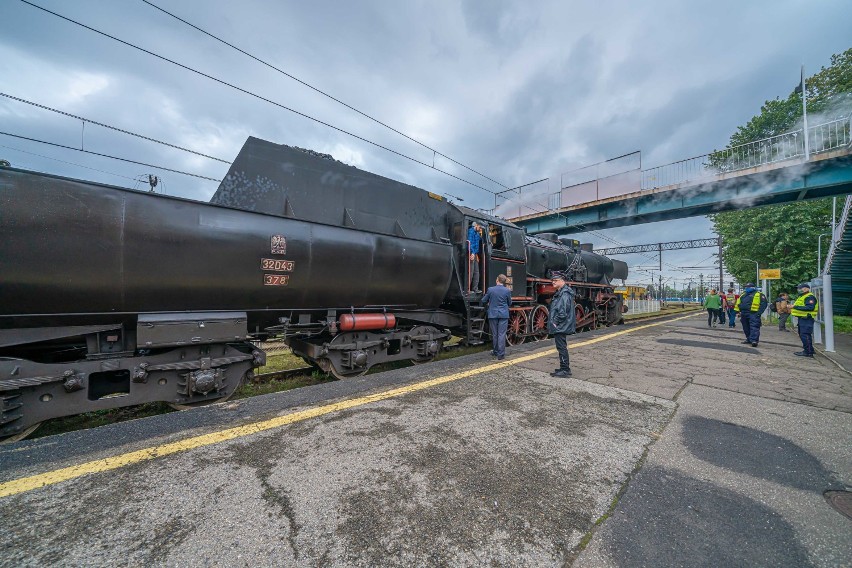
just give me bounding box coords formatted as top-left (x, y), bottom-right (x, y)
top-left (759, 268), bottom-right (781, 280)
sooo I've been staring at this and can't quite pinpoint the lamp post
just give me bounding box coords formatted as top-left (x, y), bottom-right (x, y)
top-left (743, 258), bottom-right (759, 285)
top-left (818, 232), bottom-right (832, 275)
top-left (795, 65), bottom-right (810, 160)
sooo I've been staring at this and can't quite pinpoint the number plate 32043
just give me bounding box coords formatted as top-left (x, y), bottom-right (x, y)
top-left (261, 258), bottom-right (295, 272)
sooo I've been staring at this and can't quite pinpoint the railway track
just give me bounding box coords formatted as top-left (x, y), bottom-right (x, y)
top-left (251, 367), bottom-right (315, 382)
top-left (251, 343), bottom-right (471, 383)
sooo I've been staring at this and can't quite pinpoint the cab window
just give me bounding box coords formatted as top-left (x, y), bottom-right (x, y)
top-left (489, 224), bottom-right (507, 251)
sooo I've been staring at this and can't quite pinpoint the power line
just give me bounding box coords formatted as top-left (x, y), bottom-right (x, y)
top-left (0, 132), bottom-right (221, 181)
top-left (20, 0), bottom-right (497, 196)
top-left (0, 143), bottom-right (138, 181)
top-left (0, 92), bottom-right (231, 164)
top-left (140, 0), bottom-right (508, 191)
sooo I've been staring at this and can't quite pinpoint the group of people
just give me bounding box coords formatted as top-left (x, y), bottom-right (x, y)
top-left (483, 270), bottom-right (819, 384)
top-left (703, 288), bottom-right (740, 328)
top-left (704, 288), bottom-right (739, 327)
top-left (481, 270), bottom-right (575, 377)
top-left (703, 283), bottom-right (819, 357)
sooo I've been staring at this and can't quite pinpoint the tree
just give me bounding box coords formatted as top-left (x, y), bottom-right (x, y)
top-left (712, 199), bottom-right (832, 293)
top-left (729, 48), bottom-right (852, 147)
top-left (710, 48), bottom-right (851, 293)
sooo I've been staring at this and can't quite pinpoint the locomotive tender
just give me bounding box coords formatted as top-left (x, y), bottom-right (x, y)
top-left (0, 137), bottom-right (626, 441)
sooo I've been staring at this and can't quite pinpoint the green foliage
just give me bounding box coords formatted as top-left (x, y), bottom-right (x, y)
top-left (710, 48), bottom-right (851, 292)
top-left (833, 315), bottom-right (852, 334)
top-left (807, 49), bottom-right (852, 111)
top-left (711, 198), bottom-right (832, 292)
top-left (731, 48), bottom-right (852, 146)
top-left (234, 374), bottom-right (333, 399)
top-left (257, 350), bottom-right (308, 373)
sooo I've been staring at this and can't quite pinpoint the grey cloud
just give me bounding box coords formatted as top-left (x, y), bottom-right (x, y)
top-left (2, 0), bottom-right (847, 279)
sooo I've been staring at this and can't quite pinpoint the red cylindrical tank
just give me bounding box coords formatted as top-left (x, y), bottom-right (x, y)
top-left (338, 313), bottom-right (396, 332)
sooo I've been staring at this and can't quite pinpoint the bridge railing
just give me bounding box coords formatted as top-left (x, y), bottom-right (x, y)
top-left (810, 116), bottom-right (852, 154)
top-left (641, 116), bottom-right (851, 190)
top-left (501, 116), bottom-right (850, 218)
top-left (824, 194), bottom-right (852, 274)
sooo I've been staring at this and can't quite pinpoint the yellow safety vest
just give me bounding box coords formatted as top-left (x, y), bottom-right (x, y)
top-left (734, 292), bottom-right (763, 313)
top-left (791, 292), bottom-right (818, 318)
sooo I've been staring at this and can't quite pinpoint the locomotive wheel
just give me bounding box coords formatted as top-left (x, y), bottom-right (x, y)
top-left (299, 356), bottom-right (323, 371)
top-left (1, 422), bottom-right (42, 444)
top-left (574, 304), bottom-right (598, 332)
top-left (575, 305), bottom-right (589, 332)
top-left (167, 370), bottom-right (246, 410)
top-left (316, 357), bottom-right (369, 380)
top-left (530, 305), bottom-right (549, 341)
top-left (410, 336), bottom-right (444, 365)
top-left (328, 364), bottom-right (369, 380)
top-left (506, 311), bottom-right (528, 346)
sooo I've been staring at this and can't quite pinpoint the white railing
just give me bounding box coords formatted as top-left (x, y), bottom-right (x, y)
top-left (824, 194), bottom-right (852, 274)
top-left (627, 299), bottom-right (662, 314)
top-left (501, 116), bottom-right (850, 218)
top-left (641, 116), bottom-right (851, 190)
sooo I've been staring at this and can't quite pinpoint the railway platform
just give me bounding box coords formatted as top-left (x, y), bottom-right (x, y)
top-left (1, 312), bottom-right (850, 566)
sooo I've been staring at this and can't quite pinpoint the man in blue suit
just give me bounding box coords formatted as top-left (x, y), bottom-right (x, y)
top-left (481, 274), bottom-right (513, 360)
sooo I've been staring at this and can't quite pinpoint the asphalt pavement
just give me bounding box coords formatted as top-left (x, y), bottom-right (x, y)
top-left (0, 313), bottom-right (850, 567)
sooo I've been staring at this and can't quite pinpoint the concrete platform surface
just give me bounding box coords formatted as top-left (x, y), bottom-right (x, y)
top-left (0, 312), bottom-right (850, 567)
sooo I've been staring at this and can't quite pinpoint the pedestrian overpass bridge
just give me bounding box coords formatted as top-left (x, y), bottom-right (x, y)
top-left (503, 117), bottom-right (852, 235)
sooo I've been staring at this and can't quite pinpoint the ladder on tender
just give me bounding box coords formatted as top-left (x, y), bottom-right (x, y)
top-left (465, 302), bottom-right (487, 346)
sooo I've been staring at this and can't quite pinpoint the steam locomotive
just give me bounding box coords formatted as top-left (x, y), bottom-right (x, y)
top-left (0, 137), bottom-right (626, 441)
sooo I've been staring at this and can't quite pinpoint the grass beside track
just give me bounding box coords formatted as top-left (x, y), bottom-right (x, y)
top-left (833, 315), bottom-right (852, 334)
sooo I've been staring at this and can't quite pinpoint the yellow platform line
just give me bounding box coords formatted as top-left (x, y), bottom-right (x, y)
top-left (0, 312), bottom-right (698, 498)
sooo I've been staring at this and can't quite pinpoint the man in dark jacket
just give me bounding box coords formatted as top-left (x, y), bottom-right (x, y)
top-left (547, 271), bottom-right (577, 377)
top-left (481, 274), bottom-right (513, 360)
top-left (734, 283), bottom-right (768, 347)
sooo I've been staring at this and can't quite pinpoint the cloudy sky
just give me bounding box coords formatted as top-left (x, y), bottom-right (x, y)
top-left (2, 0), bottom-right (848, 289)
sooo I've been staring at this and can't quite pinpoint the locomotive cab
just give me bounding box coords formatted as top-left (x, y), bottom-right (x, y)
top-left (454, 209), bottom-right (526, 299)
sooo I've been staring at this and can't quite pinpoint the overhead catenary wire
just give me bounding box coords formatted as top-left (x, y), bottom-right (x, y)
top-left (19, 0), bottom-right (498, 196)
top-left (140, 0), bottom-right (509, 191)
top-left (0, 142), bottom-right (138, 181)
top-left (0, 131), bottom-right (221, 181)
top-left (0, 92), bottom-right (231, 164)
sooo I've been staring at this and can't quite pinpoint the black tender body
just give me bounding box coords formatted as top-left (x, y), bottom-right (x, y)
top-left (0, 137), bottom-right (626, 440)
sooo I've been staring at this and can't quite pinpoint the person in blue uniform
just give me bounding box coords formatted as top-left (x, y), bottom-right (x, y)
top-left (481, 274), bottom-right (513, 359)
top-left (791, 282), bottom-right (819, 357)
top-left (734, 283), bottom-right (768, 347)
top-left (467, 221), bottom-right (482, 293)
top-left (548, 271), bottom-right (576, 377)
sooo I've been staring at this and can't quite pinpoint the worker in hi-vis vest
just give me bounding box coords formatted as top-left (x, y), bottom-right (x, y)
top-left (790, 282), bottom-right (818, 358)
